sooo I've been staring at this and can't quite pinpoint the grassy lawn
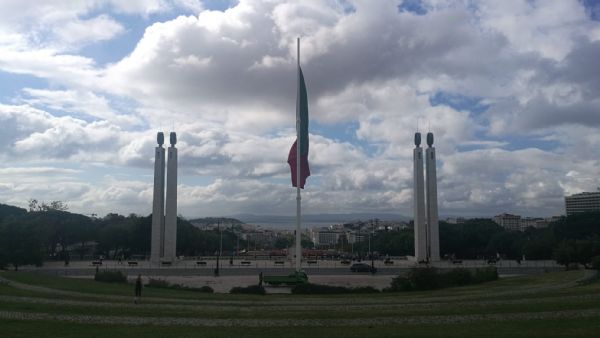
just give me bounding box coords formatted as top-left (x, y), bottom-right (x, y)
top-left (1, 317), bottom-right (600, 338)
top-left (0, 269), bottom-right (598, 337)
top-left (0, 270), bottom-right (268, 302)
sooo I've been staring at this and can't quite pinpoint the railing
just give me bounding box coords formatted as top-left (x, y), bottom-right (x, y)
top-left (22, 257), bottom-right (563, 274)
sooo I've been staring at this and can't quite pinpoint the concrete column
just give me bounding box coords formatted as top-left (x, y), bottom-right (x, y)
top-left (151, 133), bottom-right (166, 264)
top-left (426, 135), bottom-right (440, 261)
top-left (164, 132), bottom-right (178, 262)
top-left (413, 133), bottom-right (427, 262)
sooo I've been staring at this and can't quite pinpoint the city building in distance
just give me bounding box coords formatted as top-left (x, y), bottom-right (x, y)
top-left (493, 213), bottom-right (560, 231)
top-left (565, 190), bottom-right (600, 216)
top-left (493, 213), bottom-right (521, 231)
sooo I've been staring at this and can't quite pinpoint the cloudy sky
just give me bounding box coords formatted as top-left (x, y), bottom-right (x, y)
top-left (0, 0), bottom-right (599, 219)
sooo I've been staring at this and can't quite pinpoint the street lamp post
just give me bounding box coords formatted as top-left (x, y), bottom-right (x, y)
top-left (230, 224), bottom-right (234, 266)
top-left (215, 221), bottom-right (222, 276)
top-left (370, 220), bottom-right (375, 273)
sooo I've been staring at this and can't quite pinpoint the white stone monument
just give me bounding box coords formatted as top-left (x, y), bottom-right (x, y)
top-left (425, 132), bottom-right (440, 261)
top-left (413, 132), bottom-right (427, 262)
top-left (150, 131), bottom-right (178, 264)
top-left (413, 131), bottom-right (440, 263)
top-left (163, 132), bottom-right (178, 262)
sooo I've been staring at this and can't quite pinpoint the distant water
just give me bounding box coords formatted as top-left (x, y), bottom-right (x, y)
top-left (234, 213), bottom-right (409, 230)
top-left (245, 221), bottom-right (340, 230)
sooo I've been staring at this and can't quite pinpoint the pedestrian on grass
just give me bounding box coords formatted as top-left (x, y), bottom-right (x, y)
top-left (134, 274), bottom-right (143, 304)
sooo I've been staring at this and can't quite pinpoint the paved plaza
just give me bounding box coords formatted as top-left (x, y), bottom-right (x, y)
top-left (18, 258), bottom-right (564, 293)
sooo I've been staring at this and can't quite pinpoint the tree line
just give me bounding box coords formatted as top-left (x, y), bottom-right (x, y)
top-left (0, 201), bottom-right (598, 269)
top-left (0, 202), bottom-right (252, 270)
top-left (336, 215), bottom-right (600, 266)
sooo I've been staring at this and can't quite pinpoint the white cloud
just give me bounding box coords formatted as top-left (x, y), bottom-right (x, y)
top-left (22, 88), bottom-right (142, 126)
top-left (0, 0), bottom-right (599, 218)
top-left (53, 15), bottom-right (125, 47)
top-left (475, 0), bottom-right (592, 61)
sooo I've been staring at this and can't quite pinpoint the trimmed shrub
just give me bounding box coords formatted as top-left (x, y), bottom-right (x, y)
top-left (472, 267), bottom-right (498, 283)
top-left (230, 285), bottom-right (266, 295)
top-left (444, 268), bottom-right (473, 286)
top-left (387, 276), bottom-right (413, 292)
top-left (94, 270), bottom-right (127, 283)
top-left (146, 278), bottom-right (214, 293)
top-left (197, 286), bottom-right (215, 293)
top-left (591, 256), bottom-right (600, 270)
top-left (146, 278), bottom-right (170, 288)
top-left (407, 267), bottom-right (440, 290)
top-left (291, 283), bottom-right (379, 294)
top-left (386, 267), bottom-right (498, 292)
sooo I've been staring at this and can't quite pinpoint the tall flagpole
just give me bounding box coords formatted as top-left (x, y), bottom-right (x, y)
top-left (295, 37), bottom-right (302, 273)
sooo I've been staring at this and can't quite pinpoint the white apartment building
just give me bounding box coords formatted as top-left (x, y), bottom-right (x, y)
top-left (565, 191), bottom-right (600, 216)
top-left (311, 228), bottom-right (342, 246)
top-left (493, 213), bottom-right (521, 231)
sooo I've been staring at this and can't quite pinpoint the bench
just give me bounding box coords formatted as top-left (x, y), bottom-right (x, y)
top-left (241, 261), bottom-right (252, 266)
top-left (307, 260), bottom-right (318, 264)
top-left (127, 261), bottom-right (138, 266)
top-left (384, 260), bottom-right (394, 265)
top-left (196, 261), bottom-right (207, 266)
top-left (161, 261), bottom-right (172, 266)
top-left (274, 261), bottom-right (285, 265)
top-left (92, 261), bottom-right (102, 266)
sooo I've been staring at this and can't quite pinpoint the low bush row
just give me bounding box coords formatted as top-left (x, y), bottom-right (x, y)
top-left (94, 270), bottom-right (127, 283)
top-left (386, 267), bottom-right (498, 292)
top-left (146, 278), bottom-right (214, 293)
top-left (291, 283), bottom-right (379, 294)
top-left (229, 285), bottom-right (266, 294)
top-left (92, 267), bottom-right (499, 295)
top-left (592, 256), bottom-right (600, 270)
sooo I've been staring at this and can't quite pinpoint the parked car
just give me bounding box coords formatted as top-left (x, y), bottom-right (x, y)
top-left (350, 263), bottom-right (377, 273)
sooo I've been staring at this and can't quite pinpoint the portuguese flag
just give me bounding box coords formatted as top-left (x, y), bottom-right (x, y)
top-left (287, 66), bottom-right (310, 189)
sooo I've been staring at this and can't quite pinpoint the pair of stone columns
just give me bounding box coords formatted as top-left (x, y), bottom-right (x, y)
top-left (413, 132), bottom-right (440, 263)
top-left (151, 132), bottom-right (178, 263)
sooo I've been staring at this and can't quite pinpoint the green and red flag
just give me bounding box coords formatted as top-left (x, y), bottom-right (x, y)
top-left (287, 66), bottom-right (310, 188)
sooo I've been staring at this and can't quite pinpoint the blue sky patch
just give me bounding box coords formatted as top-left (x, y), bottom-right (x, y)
top-left (582, 0), bottom-right (600, 21)
top-left (311, 120), bottom-right (380, 156)
top-left (398, 0), bottom-right (427, 15)
top-left (0, 72), bottom-right (46, 102)
top-left (429, 91), bottom-right (490, 115)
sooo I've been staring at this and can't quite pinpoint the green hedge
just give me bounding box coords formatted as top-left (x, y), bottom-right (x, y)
top-left (291, 283), bottom-right (379, 294)
top-left (229, 285), bottom-right (265, 295)
top-left (592, 256), bottom-right (600, 270)
top-left (146, 278), bottom-right (214, 293)
top-left (386, 267), bottom-right (498, 292)
top-left (94, 270), bottom-right (127, 283)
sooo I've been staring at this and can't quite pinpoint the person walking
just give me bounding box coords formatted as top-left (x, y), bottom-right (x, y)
top-left (134, 274), bottom-right (143, 304)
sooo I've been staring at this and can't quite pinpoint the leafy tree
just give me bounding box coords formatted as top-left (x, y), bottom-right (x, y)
top-left (440, 219), bottom-right (503, 259)
top-left (364, 230), bottom-right (413, 256)
top-left (553, 212), bottom-right (599, 240)
top-left (554, 238), bottom-right (600, 268)
top-left (274, 234), bottom-right (294, 249)
top-left (0, 204), bottom-right (27, 223)
top-left (486, 231), bottom-right (525, 259)
top-left (301, 233), bottom-right (314, 249)
top-left (0, 219), bottom-right (43, 270)
top-left (28, 199), bottom-right (68, 212)
top-left (96, 214), bottom-right (137, 259)
top-left (522, 228), bottom-right (556, 259)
